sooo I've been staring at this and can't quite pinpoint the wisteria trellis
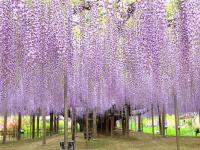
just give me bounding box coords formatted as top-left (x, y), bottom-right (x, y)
top-left (0, 0), bottom-right (199, 116)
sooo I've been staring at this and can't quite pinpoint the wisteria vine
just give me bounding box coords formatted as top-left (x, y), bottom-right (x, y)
top-left (0, 0), bottom-right (199, 116)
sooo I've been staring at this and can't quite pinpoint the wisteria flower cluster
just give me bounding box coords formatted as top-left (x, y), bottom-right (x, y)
top-left (0, 0), bottom-right (199, 116)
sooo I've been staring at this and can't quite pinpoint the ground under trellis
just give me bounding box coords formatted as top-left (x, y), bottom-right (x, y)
top-left (0, 132), bottom-right (199, 150)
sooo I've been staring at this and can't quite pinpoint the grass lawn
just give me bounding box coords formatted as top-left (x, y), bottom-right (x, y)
top-left (141, 126), bottom-right (197, 136)
top-left (129, 119), bottom-right (198, 137)
top-left (0, 132), bottom-right (199, 150)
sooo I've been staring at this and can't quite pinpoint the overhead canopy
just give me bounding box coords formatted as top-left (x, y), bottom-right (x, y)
top-left (0, 0), bottom-right (199, 116)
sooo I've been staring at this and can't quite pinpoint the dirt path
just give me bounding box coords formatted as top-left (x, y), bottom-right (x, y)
top-left (0, 135), bottom-right (62, 150)
top-left (0, 133), bottom-right (199, 150)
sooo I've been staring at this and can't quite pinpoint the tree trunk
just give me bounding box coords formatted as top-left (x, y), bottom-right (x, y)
top-left (100, 117), bottom-right (103, 133)
top-left (122, 110), bottom-right (125, 135)
top-left (30, 116), bottom-right (32, 139)
top-left (114, 116), bottom-right (117, 129)
top-left (72, 108), bottom-right (76, 141)
top-left (138, 114), bottom-right (141, 132)
top-left (199, 109), bottom-right (200, 124)
top-left (162, 105), bottom-right (166, 137)
top-left (64, 78), bottom-right (68, 150)
top-left (93, 109), bottom-right (97, 138)
top-left (2, 112), bottom-right (8, 144)
top-left (151, 104), bottom-right (154, 136)
top-left (122, 118), bottom-right (125, 135)
top-left (105, 112), bottom-right (109, 135)
top-left (37, 113), bottom-right (40, 138)
top-left (50, 112), bottom-right (53, 136)
top-left (141, 117), bottom-right (144, 132)
top-left (32, 115), bottom-right (35, 139)
top-left (79, 118), bottom-right (83, 132)
top-left (135, 116), bottom-right (137, 131)
top-left (173, 90), bottom-right (180, 150)
top-left (74, 110), bottom-right (77, 138)
top-left (125, 105), bottom-right (129, 137)
top-left (75, 116), bottom-right (78, 132)
top-left (86, 109), bottom-right (89, 140)
top-left (111, 114), bottom-right (114, 137)
top-left (57, 115), bottom-right (59, 134)
top-left (54, 115), bottom-right (57, 133)
top-left (18, 113), bottom-right (22, 140)
top-left (157, 104), bottom-right (162, 135)
top-left (42, 111), bottom-right (46, 145)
